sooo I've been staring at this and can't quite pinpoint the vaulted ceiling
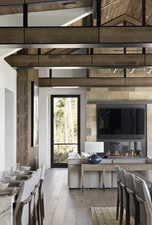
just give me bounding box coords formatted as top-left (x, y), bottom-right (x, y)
top-left (101, 0), bottom-right (152, 25)
top-left (4, 0), bottom-right (152, 79)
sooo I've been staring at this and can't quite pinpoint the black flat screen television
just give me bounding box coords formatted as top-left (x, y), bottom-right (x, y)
top-left (97, 105), bottom-right (145, 140)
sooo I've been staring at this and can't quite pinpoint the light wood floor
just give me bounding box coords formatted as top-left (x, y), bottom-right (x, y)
top-left (43, 168), bottom-right (117, 225)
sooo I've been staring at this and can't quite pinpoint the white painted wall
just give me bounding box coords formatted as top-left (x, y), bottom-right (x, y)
top-left (0, 48), bottom-right (21, 60)
top-left (0, 58), bottom-right (17, 171)
top-left (5, 89), bottom-right (16, 169)
top-left (0, 88), bottom-right (5, 171)
top-left (0, 7), bottom-right (92, 26)
top-left (39, 87), bottom-right (86, 168)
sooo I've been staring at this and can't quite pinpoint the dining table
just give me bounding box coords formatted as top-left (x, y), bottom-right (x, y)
top-left (0, 167), bottom-right (33, 225)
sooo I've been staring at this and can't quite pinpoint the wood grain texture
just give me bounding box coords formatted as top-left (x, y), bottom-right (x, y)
top-left (1, 27), bottom-right (152, 46)
top-left (0, 0), bottom-right (151, 27)
top-left (81, 163), bottom-right (152, 189)
top-left (43, 168), bottom-right (117, 225)
top-left (39, 55), bottom-right (92, 67)
top-left (39, 77), bottom-right (152, 87)
top-left (101, 0), bottom-right (130, 25)
top-left (91, 207), bottom-right (130, 225)
top-left (81, 163), bottom-right (152, 172)
top-left (100, 0), bottom-right (152, 25)
top-left (25, 27), bottom-right (98, 44)
top-left (0, 0), bottom-right (91, 15)
top-left (0, 0), bottom-right (24, 5)
top-left (0, 28), bottom-right (24, 44)
top-left (0, 0), bottom-right (89, 5)
top-left (6, 54), bottom-right (151, 68)
top-left (7, 55), bottom-right (39, 67)
top-left (99, 26), bottom-right (152, 43)
top-left (17, 68), bottom-right (39, 169)
top-left (102, 14), bottom-right (141, 26)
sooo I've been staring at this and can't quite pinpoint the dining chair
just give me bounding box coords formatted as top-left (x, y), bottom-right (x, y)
top-left (116, 167), bottom-right (127, 225)
top-left (39, 165), bottom-right (45, 225)
top-left (32, 169), bottom-right (42, 225)
top-left (116, 167), bottom-right (124, 220)
top-left (135, 176), bottom-right (152, 225)
top-left (119, 169), bottom-right (132, 225)
top-left (31, 167), bottom-right (45, 225)
top-left (125, 172), bottom-right (137, 225)
top-left (14, 169), bottom-right (41, 225)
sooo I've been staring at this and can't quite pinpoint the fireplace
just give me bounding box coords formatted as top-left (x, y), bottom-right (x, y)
top-left (104, 140), bottom-right (146, 157)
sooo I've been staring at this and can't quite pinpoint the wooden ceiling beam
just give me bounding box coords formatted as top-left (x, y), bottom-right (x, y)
top-left (5, 54), bottom-right (152, 68)
top-left (43, 48), bottom-right (79, 55)
top-left (0, 27), bottom-right (98, 45)
top-left (0, 0), bottom-right (91, 15)
top-left (0, 0), bottom-right (79, 6)
top-left (2, 27), bottom-right (152, 47)
top-left (0, 0), bottom-right (24, 5)
top-left (26, 0), bottom-right (80, 4)
top-left (39, 77), bottom-right (152, 87)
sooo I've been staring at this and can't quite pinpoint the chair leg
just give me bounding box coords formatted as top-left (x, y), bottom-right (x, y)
top-left (37, 201), bottom-right (41, 225)
top-left (39, 195), bottom-right (45, 225)
top-left (134, 197), bottom-right (140, 225)
top-left (125, 192), bottom-right (130, 225)
top-left (33, 198), bottom-right (37, 225)
top-left (119, 187), bottom-right (124, 225)
top-left (39, 181), bottom-right (45, 225)
top-left (40, 194), bottom-right (45, 220)
top-left (42, 196), bottom-right (45, 219)
top-left (116, 187), bottom-right (120, 220)
top-left (119, 205), bottom-right (124, 225)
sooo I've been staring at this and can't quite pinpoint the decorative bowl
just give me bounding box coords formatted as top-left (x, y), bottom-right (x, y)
top-left (88, 154), bottom-right (102, 164)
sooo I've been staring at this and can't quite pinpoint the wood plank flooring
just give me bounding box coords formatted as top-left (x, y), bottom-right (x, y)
top-left (43, 168), bottom-right (117, 225)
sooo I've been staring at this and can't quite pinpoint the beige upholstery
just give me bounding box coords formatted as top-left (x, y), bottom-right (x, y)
top-left (14, 169), bottom-right (41, 225)
top-left (135, 176), bottom-right (152, 225)
top-left (116, 168), bottom-right (152, 225)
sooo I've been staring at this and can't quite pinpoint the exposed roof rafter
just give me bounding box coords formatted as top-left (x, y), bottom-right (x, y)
top-left (5, 54), bottom-right (152, 68)
top-left (1, 27), bottom-right (152, 47)
top-left (39, 77), bottom-right (152, 87)
top-left (102, 14), bottom-right (141, 26)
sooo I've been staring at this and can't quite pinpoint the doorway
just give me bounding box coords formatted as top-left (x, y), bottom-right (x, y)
top-left (51, 95), bottom-right (80, 167)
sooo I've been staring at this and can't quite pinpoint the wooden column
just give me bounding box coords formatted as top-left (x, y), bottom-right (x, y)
top-left (17, 68), bottom-right (39, 169)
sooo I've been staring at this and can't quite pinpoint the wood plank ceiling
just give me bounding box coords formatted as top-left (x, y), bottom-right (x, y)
top-left (101, 0), bottom-right (152, 25)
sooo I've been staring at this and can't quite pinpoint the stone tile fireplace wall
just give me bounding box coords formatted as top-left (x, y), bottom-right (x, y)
top-left (86, 87), bottom-right (152, 157)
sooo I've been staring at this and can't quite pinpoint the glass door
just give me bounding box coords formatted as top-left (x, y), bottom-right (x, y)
top-left (51, 95), bottom-right (80, 167)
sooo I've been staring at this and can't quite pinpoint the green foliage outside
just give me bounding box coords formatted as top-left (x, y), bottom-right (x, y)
top-left (54, 98), bottom-right (78, 163)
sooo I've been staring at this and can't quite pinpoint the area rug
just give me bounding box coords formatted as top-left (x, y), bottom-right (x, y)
top-left (91, 207), bottom-right (133, 225)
